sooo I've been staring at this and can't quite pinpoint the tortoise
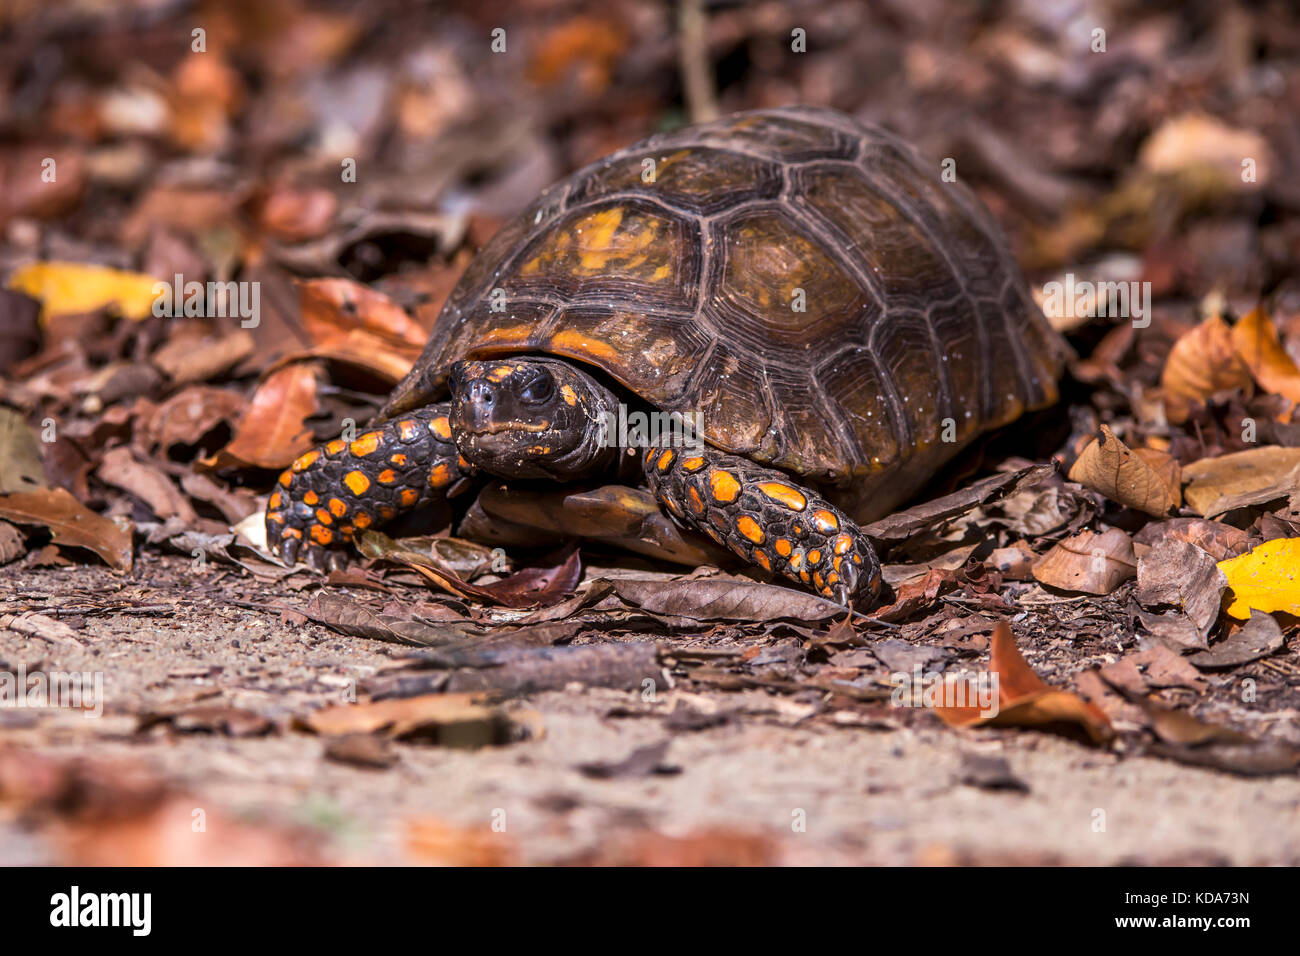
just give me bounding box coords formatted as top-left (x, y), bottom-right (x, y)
top-left (266, 107), bottom-right (1067, 607)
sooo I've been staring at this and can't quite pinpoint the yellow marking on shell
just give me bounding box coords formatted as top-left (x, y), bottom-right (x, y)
top-left (560, 384), bottom-right (578, 406)
top-left (755, 550), bottom-right (772, 572)
top-left (652, 264), bottom-right (672, 281)
top-left (799, 570), bottom-right (810, 583)
top-left (266, 511), bottom-right (283, 524)
top-left (389, 453), bottom-right (408, 466)
top-left (269, 491), bottom-right (282, 510)
top-left (833, 533), bottom-right (853, 555)
top-left (278, 470), bottom-right (292, 488)
top-left (310, 525), bottom-right (333, 546)
top-left (681, 457), bottom-right (705, 472)
top-left (314, 509), bottom-right (333, 526)
top-left (325, 439), bottom-right (346, 455)
top-left (807, 549), bottom-right (822, 566)
top-left (432, 417), bottom-right (453, 441)
top-left (827, 572), bottom-right (840, 587)
top-left (292, 450), bottom-right (319, 472)
top-left (813, 572), bottom-right (824, 590)
top-left (400, 489), bottom-right (420, 507)
top-left (397, 420), bottom-right (421, 442)
top-left (429, 463), bottom-right (453, 488)
top-left (302, 490), bottom-right (318, 506)
top-left (352, 512), bottom-right (372, 529)
top-left (657, 450), bottom-right (675, 472)
top-left (737, 515), bottom-right (765, 544)
top-left (350, 431), bottom-right (382, 457)
top-left (709, 470), bottom-right (741, 504)
top-left (757, 482), bottom-right (807, 511)
top-left (811, 510), bottom-right (839, 534)
top-left (328, 498), bottom-right (348, 518)
top-left (378, 469), bottom-right (398, 484)
top-left (774, 538), bottom-right (792, 558)
top-left (344, 470), bottom-right (370, 495)
top-left (549, 329), bottom-right (620, 364)
top-left (687, 487), bottom-right (705, 515)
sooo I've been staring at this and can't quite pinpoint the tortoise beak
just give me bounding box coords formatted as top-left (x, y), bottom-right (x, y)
top-left (460, 379), bottom-right (498, 432)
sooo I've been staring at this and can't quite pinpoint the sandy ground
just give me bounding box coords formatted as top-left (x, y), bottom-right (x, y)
top-left (1, 562), bottom-right (1297, 866)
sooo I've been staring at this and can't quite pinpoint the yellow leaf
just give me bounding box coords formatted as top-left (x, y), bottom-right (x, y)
top-left (1218, 538), bottom-right (1300, 620)
top-left (6, 261), bottom-right (163, 323)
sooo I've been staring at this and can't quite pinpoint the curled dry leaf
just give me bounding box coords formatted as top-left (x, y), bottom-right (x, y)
top-left (610, 576), bottom-right (845, 623)
top-left (0, 407), bottom-right (48, 494)
top-left (6, 261), bottom-right (162, 323)
top-left (1134, 536), bottom-right (1226, 638)
top-left (1159, 314), bottom-right (1251, 423)
top-left (1032, 527), bottom-right (1136, 595)
top-left (98, 447), bottom-right (198, 524)
top-left (1133, 518), bottom-right (1249, 562)
top-left (205, 362), bottom-right (320, 470)
top-left (934, 621), bottom-right (1113, 745)
top-left (1181, 446), bottom-right (1300, 518)
top-left (0, 487), bottom-right (132, 571)
top-left (1188, 611), bottom-right (1285, 669)
top-left (1232, 305), bottom-right (1300, 405)
top-left (297, 277), bottom-right (428, 349)
top-left (1067, 424), bottom-right (1179, 516)
top-left (1217, 538), bottom-right (1300, 619)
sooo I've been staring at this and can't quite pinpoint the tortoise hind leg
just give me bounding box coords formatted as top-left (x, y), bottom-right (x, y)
top-left (266, 403), bottom-right (472, 571)
top-left (642, 447), bottom-right (883, 608)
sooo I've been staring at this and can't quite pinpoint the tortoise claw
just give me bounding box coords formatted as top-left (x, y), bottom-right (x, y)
top-left (305, 544), bottom-right (331, 574)
top-left (279, 536), bottom-right (301, 567)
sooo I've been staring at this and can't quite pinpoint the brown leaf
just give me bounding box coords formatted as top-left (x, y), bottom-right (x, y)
top-left (1099, 646), bottom-right (1208, 695)
top-left (863, 463), bottom-right (1054, 541)
top-left (1067, 425), bottom-right (1179, 516)
top-left (1188, 611), bottom-right (1286, 669)
top-left (98, 447), bottom-right (198, 524)
top-left (1032, 527), bottom-right (1136, 595)
top-left (207, 363), bottom-right (320, 470)
top-left (1232, 305), bottom-right (1300, 405)
top-left (1181, 446), bottom-right (1300, 517)
top-left (1134, 536), bottom-right (1226, 638)
top-left (934, 622), bottom-right (1113, 744)
top-left (297, 278), bottom-right (427, 350)
top-left (869, 567), bottom-right (958, 623)
top-left (1159, 314), bottom-right (1252, 422)
top-left (609, 577), bottom-right (846, 623)
top-left (0, 487), bottom-right (132, 570)
top-left (152, 330), bottom-right (255, 384)
top-left (1133, 518), bottom-right (1250, 562)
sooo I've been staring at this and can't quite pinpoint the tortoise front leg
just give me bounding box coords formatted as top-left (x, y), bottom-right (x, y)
top-left (643, 447), bottom-right (883, 608)
top-left (266, 403), bottom-right (473, 571)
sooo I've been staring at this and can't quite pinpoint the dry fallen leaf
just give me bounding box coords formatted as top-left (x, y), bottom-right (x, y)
top-left (296, 692), bottom-right (538, 747)
top-left (1159, 314), bottom-right (1252, 422)
top-left (1231, 305), bottom-right (1300, 406)
top-left (6, 260), bottom-right (162, 323)
top-left (205, 363), bottom-right (320, 470)
top-left (1134, 537), bottom-right (1226, 638)
top-left (1217, 538), bottom-right (1300, 619)
top-left (1032, 527), bottom-right (1136, 595)
top-left (934, 621), bottom-right (1113, 744)
top-left (0, 487), bottom-right (132, 571)
top-left (1067, 425), bottom-right (1179, 516)
top-left (1181, 446), bottom-right (1300, 517)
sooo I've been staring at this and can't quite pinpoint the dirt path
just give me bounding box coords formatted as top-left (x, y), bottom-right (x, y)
top-left (2, 563), bottom-right (1295, 866)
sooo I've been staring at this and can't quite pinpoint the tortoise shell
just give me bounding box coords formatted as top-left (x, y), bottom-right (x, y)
top-left (383, 107), bottom-right (1067, 522)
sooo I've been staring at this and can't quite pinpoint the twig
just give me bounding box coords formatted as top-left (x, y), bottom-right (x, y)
top-left (678, 0), bottom-right (718, 123)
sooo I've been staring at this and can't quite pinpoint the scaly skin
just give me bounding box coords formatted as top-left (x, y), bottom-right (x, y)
top-left (642, 445), bottom-right (883, 607)
top-left (265, 403), bottom-right (472, 571)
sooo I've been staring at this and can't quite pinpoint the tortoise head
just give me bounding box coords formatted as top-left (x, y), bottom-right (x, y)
top-left (449, 358), bottom-right (619, 480)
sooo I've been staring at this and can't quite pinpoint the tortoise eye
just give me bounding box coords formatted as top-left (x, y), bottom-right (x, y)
top-left (519, 373), bottom-right (555, 406)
